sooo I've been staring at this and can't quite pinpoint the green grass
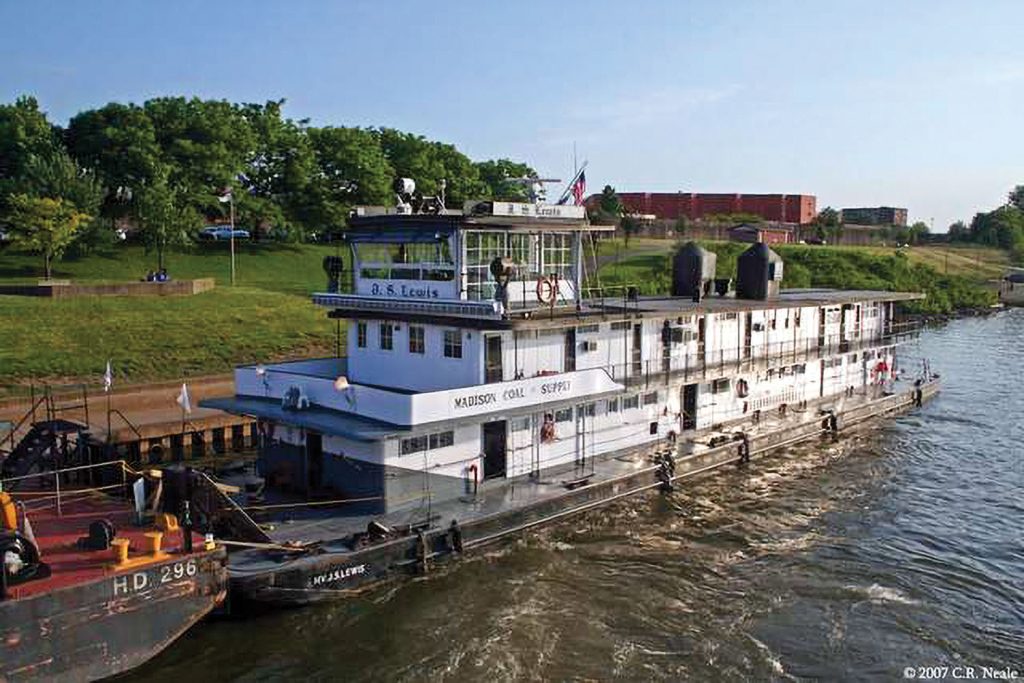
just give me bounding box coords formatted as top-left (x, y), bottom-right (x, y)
top-left (0, 243), bottom-right (341, 390)
top-left (0, 241), bottom-right (341, 295)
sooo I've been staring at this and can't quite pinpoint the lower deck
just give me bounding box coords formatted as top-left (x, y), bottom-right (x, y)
top-left (228, 373), bottom-right (930, 559)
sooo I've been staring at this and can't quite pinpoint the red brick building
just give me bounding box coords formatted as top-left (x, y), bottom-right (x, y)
top-left (607, 192), bottom-right (817, 225)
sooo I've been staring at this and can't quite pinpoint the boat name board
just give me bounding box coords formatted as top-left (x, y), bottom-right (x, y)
top-left (447, 372), bottom-right (617, 418)
top-left (364, 279), bottom-right (445, 299)
top-left (112, 559), bottom-right (198, 597)
top-left (309, 563), bottom-right (368, 587)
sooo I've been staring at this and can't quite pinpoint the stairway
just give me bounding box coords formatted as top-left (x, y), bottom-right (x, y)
top-left (1, 419), bottom-right (87, 484)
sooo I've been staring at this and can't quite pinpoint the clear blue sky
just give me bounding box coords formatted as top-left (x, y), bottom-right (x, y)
top-left (2, 0), bottom-right (1021, 230)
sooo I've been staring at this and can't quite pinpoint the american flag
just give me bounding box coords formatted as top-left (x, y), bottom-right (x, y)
top-left (571, 170), bottom-right (586, 206)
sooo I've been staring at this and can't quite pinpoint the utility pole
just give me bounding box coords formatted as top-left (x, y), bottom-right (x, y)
top-left (229, 193), bottom-right (237, 286)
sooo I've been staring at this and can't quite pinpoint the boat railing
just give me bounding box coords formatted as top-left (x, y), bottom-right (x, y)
top-left (1, 459), bottom-right (132, 517)
top-left (488, 319), bottom-right (920, 387)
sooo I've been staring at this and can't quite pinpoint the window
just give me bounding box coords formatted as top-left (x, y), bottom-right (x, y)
top-left (356, 322), bottom-right (367, 348)
top-left (511, 417), bottom-right (531, 432)
top-left (400, 435), bottom-right (428, 454)
top-left (577, 403), bottom-right (597, 418)
top-left (623, 395), bottom-right (640, 410)
top-left (610, 321), bottom-right (631, 331)
top-left (380, 323), bottom-right (393, 351)
top-left (401, 429), bottom-right (454, 455)
top-left (554, 408), bottom-right (573, 423)
top-left (643, 391), bottom-right (659, 406)
top-left (712, 378), bottom-right (730, 394)
top-left (793, 363), bottom-right (807, 374)
top-left (428, 430), bottom-right (454, 449)
top-left (577, 324), bottom-right (600, 334)
top-left (606, 398), bottom-right (620, 413)
top-left (443, 329), bottom-right (462, 358)
top-left (542, 233), bottom-right (573, 283)
top-left (409, 325), bottom-right (425, 354)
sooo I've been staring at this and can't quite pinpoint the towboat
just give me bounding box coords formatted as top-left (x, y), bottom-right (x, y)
top-left (193, 179), bottom-right (938, 607)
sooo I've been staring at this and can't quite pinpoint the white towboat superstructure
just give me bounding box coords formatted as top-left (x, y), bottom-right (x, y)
top-left (201, 180), bottom-right (934, 606)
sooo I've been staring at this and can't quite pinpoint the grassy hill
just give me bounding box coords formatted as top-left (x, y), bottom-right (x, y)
top-left (0, 242), bottom-right (340, 392)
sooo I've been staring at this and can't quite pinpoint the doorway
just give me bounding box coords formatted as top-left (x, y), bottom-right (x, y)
top-left (818, 307), bottom-right (827, 350)
top-left (482, 420), bottom-right (507, 479)
top-left (631, 324), bottom-right (643, 375)
top-left (564, 328), bottom-right (577, 372)
top-left (681, 384), bottom-right (698, 430)
top-left (306, 431), bottom-right (323, 494)
top-left (743, 312), bottom-right (753, 361)
top-left (697, 316), bottom-right (706, 366)
top-left (485, 335), bottom-right (503, 383)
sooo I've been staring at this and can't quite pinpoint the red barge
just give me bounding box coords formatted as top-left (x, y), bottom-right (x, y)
top-left (1, 459), bottom-right (227, 682)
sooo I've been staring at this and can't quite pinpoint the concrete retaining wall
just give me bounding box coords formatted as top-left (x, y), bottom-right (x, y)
top-left (0, 278), bottom-right (215, 298)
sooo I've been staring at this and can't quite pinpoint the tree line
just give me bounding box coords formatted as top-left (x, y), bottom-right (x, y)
top-left (0, 95), bottom-right (535, 275)
top-left (947, 186), bottom-right (1024, 262)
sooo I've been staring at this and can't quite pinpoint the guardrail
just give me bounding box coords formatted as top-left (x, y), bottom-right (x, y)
top-left (1, 459), bottom-right (131, 517)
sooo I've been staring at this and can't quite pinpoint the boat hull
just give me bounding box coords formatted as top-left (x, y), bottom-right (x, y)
top-left (1, 548), bottom-right (227, 682)
top-left (228, 382), bottom-right (937, 608)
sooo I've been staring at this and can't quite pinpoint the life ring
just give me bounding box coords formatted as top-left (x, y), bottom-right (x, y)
top-left (540, 414), bottom-right (556, 442)
top-left (536, 277), bottom-right (557, 305)
top-left (736, 379), bottom-right (750, 398)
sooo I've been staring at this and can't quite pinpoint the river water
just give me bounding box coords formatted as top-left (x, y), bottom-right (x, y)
top-left (136, 310), bottom-right (1024, 682)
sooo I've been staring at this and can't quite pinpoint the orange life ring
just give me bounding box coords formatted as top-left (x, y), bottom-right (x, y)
top-left (736, 379), bottom-right (750, 398)
top-left (536, 276), bottom-right (557, 305)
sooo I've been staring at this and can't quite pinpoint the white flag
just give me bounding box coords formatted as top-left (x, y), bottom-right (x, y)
top-left (103, 360), bottom-right (113, 393)
top-left (217, 189), bottom-right (232, 204)
top-left (176, 383), bottom-right (192, 414)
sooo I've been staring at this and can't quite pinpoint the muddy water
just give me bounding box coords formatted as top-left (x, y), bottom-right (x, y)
top-left (135, 310), bottom-right (1024, 681)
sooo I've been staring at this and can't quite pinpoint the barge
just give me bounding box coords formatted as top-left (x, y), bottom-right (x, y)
top-left (195, 180), bottom-right (937, 607)
top-left (0, 462), bottom-right (227, 681)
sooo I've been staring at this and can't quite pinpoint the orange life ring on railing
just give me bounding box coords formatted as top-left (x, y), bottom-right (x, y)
top-left (736, 379), bottom-right (750, 398)
top-left (536, 276), bottom-right (557, 305)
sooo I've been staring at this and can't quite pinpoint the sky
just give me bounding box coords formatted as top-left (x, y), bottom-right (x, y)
top-left (1, 0), bottom-right (1022, 230)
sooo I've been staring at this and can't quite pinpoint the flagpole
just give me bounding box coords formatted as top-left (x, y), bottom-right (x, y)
top-left (229, 193), bottom-right (236, 286)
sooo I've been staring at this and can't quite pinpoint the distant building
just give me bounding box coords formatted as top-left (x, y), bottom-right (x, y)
top-left (728, 223), bottom-right (795, 244)
top-left (601, 192), bottom-right (817, 225)
top-left (840, 206), bottom-right (908, 226)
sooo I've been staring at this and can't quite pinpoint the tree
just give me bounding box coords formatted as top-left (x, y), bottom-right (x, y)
top-left (306, 126), bottom-right (393, 230)
top-left (948, 220), bottom-right (969, 241)
top-left (65, 103), bottom-right (162, 208)
top-left (1008, 185), bottom-right (1024, 211)
top-left (143, 97), bottom-right (256, 216)
top-left (970, 206), bottom-right (1024, 252)
top-left (812, 206), bottom-right (842, 243)
top-left (5, 194), bottom-right (90, 278)
top-left (237, 100), bottom-right (316, 237)
top-left (376, 128), bottom-right (486, 206)
top-left (135, 170), bottom-right (202, 270)
top-left (598, 185), bottom-right (623, 218)
top-left (621, 215), bottom-right (640, 246)
top-left (0, 96), bottom-right (62, 214)
top-left (474, 159), bottom-right (538, 201)
top-left (907, 220), bottom-right (930, 245)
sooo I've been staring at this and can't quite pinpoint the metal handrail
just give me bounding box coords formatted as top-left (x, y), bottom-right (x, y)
top-left (108, 409), bottom-right (144, 441)
top-left (2, 394), bottom-right (50, 455)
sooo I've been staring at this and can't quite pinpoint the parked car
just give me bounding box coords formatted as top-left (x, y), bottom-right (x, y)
top-left (199, 225), bottom-right (250, 241)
